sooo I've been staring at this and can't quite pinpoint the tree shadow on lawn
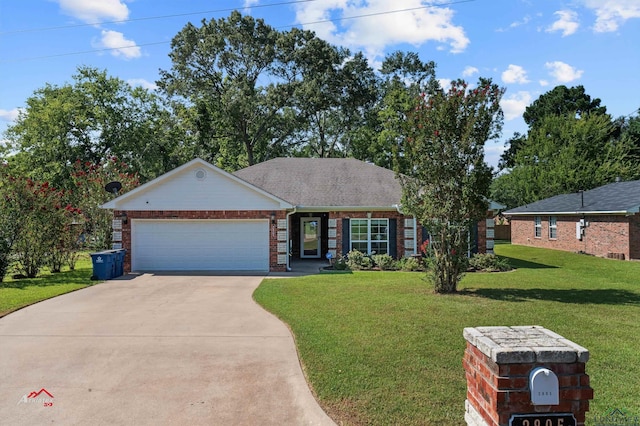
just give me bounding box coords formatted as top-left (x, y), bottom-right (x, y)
top-left (501, 256), bottom-right (558, 270)
top-left (0, 268), bottom-right (93, 289)
top-left (462, 287), bottom-right (640, 306)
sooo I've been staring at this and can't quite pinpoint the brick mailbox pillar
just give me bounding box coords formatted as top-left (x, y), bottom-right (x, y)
top-left (463, 326), bottom-right (593, 426)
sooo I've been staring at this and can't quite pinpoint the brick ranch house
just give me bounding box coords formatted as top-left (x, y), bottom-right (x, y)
top-left (102, 158), bottom-right (498, 273)
top-left (504, 179), bottom-right (640, 260)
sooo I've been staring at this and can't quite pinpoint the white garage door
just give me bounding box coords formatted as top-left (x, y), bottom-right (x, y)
top-left (132, 219), bottom-right (269, 271)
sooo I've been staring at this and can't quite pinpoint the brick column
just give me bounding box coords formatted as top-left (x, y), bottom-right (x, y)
top-left (463, 326), bottom-right (593, 426)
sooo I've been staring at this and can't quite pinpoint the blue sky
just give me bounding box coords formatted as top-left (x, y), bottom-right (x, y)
top-left (1, 0), bottom-right (639, 168)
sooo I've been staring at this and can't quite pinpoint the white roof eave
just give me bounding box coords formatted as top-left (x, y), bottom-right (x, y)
top-left (291, 205), bottom-right (402, 213)
top-left (506, 210), bottom-right (630, 216)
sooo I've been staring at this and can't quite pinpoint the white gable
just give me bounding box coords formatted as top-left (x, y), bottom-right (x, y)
top-left (102, 159), bottom-right (291, 211)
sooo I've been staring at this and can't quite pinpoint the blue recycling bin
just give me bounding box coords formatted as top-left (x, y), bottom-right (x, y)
top-left (90, 251), bottom-right (116, 280)
top-left (113, 249), bottom-right (126, 277)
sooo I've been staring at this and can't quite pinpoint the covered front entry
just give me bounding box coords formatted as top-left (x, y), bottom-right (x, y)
top-left (290, 213), bottom-right (329, 261)
top-left (300, 217), bottom-right (321, 258)
top-left (131, 219), bottom-right (269, 271)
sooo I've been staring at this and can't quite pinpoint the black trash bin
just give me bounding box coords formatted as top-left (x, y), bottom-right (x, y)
top-left (90, 251), bottom-right (116, 280)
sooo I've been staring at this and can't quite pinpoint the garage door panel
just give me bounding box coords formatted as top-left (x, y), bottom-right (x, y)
top-left (132, 220), bottom-right (269, 271)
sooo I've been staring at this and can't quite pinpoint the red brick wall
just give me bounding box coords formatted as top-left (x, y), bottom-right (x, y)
top-left (116, 209), bottom-right (499, 272)
top-left (510, 215), bottom-right (637, 260)
top-left (463, 342), bottom-right (592, 426)
top-left (478, 218), bottom-right (487, 254)
top-left (115, 210), bottom-right (286, 273)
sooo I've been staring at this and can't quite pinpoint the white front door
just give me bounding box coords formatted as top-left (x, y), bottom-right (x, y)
top-left (300, 217), bottom-right (321, 258)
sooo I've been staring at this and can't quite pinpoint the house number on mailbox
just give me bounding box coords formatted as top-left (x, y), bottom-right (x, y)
top-left (509, 413), bottom-right (576, 426)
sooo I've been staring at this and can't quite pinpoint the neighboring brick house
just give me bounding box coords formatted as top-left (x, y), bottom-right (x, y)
top-left (102, 158), bottom-right (497, 273)
top-left (504, 180), bottom-right (640, 260)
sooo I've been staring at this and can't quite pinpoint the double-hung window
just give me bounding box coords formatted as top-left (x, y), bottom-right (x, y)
top-left (549, 216), bottom-right (557, 239)
top-left (534, 216), bottom-right (542, 238)
top-left (350, 219), bottom-right (389, 254)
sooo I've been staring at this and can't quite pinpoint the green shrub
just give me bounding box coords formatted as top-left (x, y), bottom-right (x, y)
top-left (398, 256), bottom-right (423, 272)
top-left (372, 254), bottom-right (396, 270)
top-left (468, 253), bottom-right (512, 272)
top-left (333, 255), bottom-right (349, 270)
top-left (347, 250), bottom-right (373, 270)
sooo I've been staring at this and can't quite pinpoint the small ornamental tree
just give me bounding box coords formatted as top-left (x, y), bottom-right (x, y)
top-left (48, 204), bottom-right (85, 272)
top-left (396, 78), bottom-right (504, 293)
top-left (70, 158), bottom-right (139, 250)
top-left (7, 178), bottom-right (84, 278)
top-left (0, 170), bottom-right (24, 281)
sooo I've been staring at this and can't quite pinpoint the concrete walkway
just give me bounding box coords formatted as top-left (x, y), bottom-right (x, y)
top-left (0, 274), bottom-right (335, 425)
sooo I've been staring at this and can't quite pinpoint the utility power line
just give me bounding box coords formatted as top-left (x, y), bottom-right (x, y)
top-left (0, 0), bottom-right (321, 35)
top-left (0, 0), bottom-right (475, 63)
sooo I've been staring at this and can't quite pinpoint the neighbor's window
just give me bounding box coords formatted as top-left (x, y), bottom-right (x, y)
top-left (534, 216), bottom-right (542, 238)
top-left (350, 219), bottom-right (389, 254)
top-left (549, 216), bottom-right (557, 239)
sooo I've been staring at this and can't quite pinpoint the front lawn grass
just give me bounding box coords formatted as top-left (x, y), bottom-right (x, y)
top-left (0, 254), bottom-right (95, 317)
top-left (254, 245), bottom-right (640, 425)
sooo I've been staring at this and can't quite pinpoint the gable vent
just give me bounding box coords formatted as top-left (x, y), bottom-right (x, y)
top-left (195, 169), bottom-right (207, 181)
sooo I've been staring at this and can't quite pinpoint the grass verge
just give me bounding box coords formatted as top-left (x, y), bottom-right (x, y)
top-left (0, 254), bottom-right (96, 317)
top-left (254, 244), bottom-right (640, 425)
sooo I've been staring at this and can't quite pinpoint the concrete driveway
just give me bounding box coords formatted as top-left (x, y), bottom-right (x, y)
top-left (0, 274), bottom-right (335, 425)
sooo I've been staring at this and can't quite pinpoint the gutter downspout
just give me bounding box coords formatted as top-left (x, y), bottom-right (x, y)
top-left (285, 206), bottom-right (298, 272)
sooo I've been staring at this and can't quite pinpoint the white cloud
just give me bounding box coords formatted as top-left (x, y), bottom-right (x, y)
top-left (582, 0), bottom-right (640, 32)
top-left (93, 30), bottom-right (141, 59)
top-left (0, 108), bottom-right (20, 122)
top-left (437, 78), bottom-right (452, 91)
top-left (484, 141), bottom-right (506, 169)
top-left (497, 15), bottom-right (531, 32)
top-left (501, 91), bottom-right (532, 121)
top-left (127, 79), bottom-right (158, 90)
top-left (545, 61), bottom-right (583, 82)
top-left (462, 66), bottom-right (479, 77)
top-left (546, 10), bottom-right (579, 36)
top-left (509, 15), bottom-right (531, 29)
top-left (243, 0), bottom-right (260, 7)
top-left (56, 0), bottom-right (129, 23)
top-left (539, 79), bottom-right (549, 87)
top-left (294, 0), bottom-right (469, 58)
top-left (501, 64), bottom-right (530, 84)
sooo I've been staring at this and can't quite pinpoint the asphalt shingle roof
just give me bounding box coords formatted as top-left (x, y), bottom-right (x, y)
top-left (504, 180), bottom-right (640, 215)
top-left (233, 158), bottom-right (402, 207)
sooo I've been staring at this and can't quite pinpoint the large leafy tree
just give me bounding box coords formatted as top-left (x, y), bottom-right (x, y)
top-left (70, 158), bottom-right (139, 250)
top-left (499, 85), bottom-right (609, 171)
top-left (3, 66), bottom-right (185, 188)
top-left (397, 78), bottom-right (504, 294)
top-left (290, 51), bottom-right (378, 158)
top-left (522, 85), bottom-right (607, 129)
top-left (492, 86), bottom-right (635, 208)
top-left (492, 114), bottom-right (634, 208)
top-left (159, 11), bottom-right (352, 170)
top-left (371, 51), bottom-right (438, 171)
top-left (616, 109), bottom-right (640, 161)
